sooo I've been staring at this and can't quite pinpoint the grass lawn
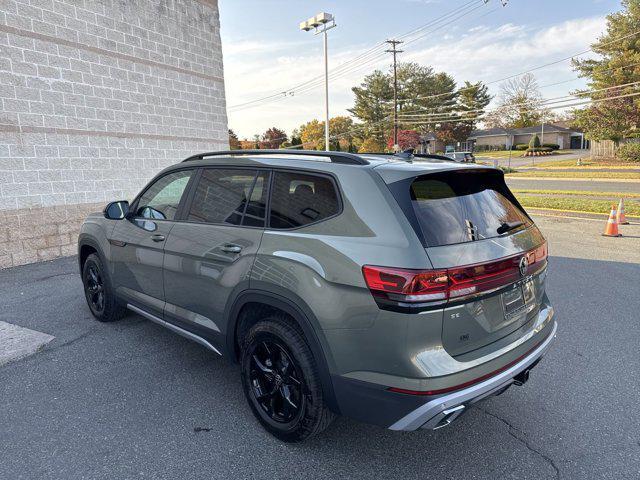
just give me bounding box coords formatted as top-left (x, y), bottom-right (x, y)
top-left (515, 195), bottom-right (640, 216)
top-left (511, 189), bottom-right (640, 199)
top-left (533, 158), bottom-right (640, 169)
top-left (506, 170), bottom-right (640, 180)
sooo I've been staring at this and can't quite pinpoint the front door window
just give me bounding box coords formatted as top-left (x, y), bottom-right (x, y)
top-left (136, 170), bottom-right (193, 220)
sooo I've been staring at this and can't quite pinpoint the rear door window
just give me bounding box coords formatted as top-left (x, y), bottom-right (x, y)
top-left (269, 172), bottom-right (340, 229)
top-left (186, 168), bottom-right (269, 227)
top-left (409, 171), bottom-right (532, 246)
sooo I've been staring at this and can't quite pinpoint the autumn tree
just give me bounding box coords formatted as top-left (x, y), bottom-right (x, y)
top-left (359, 137), bottom-right (385, 153)
top-left (228, 129), bottom-right (240, 149)
top-left (435, 122), bottom-right (472, 145)
top-left (572, 0), bottom-right (640, 143)
top-left (484, 73), bottom-right (546, 129)
top-left (329, 116), bottom-right (357, 151)
top-left (290, 128), bottom-right (302, 147)
top-left (387, 130), bottom-right (421, 151)
top-left (260, 127), bottom-right (287, 149)
top-left (298, 119), bottom-right (325, 150)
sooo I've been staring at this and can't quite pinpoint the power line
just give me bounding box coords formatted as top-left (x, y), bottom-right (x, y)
top-left (228, 0), bottom-right (490, 112)
top-left (382, 26), bottom-right (640, 119)
top-left (396, 80), bottom-right (640, 120)
top-left (284, 85), bottom-right (640, 148)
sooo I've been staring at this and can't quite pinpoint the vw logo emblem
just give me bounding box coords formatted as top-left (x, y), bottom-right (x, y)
top-left (519, 256), bottom-right (529, 277)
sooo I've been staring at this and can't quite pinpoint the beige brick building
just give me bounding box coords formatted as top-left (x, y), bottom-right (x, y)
top-left (469, 124), bottom-right (587, 150)
top-left (0, 0), bottom-right (228, 268)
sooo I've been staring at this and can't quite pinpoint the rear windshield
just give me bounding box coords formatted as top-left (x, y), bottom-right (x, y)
top-left (408, 171), bottom-right (532, 247)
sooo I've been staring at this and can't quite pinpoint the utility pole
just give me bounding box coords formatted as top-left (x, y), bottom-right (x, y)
top-left (385, 39), bottom-right (403, 149)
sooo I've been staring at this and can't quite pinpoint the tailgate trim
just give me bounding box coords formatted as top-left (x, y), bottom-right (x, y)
top-left (413, 304), bottom-right (554, 377)
top-left (389, 320), bottom-right (557, 431)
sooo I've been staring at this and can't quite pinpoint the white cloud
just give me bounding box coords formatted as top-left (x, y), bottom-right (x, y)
top-left (225, 16), bottom-right (607, 138)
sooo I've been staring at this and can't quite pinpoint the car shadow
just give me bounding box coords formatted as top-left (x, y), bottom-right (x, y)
top-left (2, 254), bottom-right (639, 479)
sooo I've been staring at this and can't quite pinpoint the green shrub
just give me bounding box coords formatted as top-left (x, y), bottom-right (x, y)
top-left (616, 142), bottom-right (640, 163)
top-left (525, 147), bottom-right (552, 154)
top-left (515, 144), bottom-right (529, 150)
top-left (542, 143), bottom-right (560, 150)
top-left (529, 134), bottom-right (541, 148)
top-left (499, 166), bottom-right (518, 173)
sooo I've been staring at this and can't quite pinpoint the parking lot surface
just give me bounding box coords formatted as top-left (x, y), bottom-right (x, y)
top-left (1, 215), bottom-right (639, 480)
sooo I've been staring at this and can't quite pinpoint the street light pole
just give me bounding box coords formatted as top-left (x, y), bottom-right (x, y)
top-left (300, 12), bottom-right (336, 151)
top-left (323, 28), bottom-right (329, 151)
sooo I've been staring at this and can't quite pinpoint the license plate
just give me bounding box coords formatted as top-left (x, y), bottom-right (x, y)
top-left (502, 284), bottom-right (525, 316)
top-left (502, 280), bottom-right (535, 319)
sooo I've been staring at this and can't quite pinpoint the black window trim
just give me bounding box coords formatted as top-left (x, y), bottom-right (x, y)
top-left (129, 166), bottom-right (199, 224)
top-left (129, 164), bottom-right (344, 231)
top-left (178, 165), bottom-right (272, 230)
top-left (265, 168), bottom-right (343, 231)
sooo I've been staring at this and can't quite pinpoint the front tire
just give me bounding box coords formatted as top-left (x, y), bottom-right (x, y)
top-left (82, 253), bottom-right (125, 322)
top-left (240, 315), bottom-right (335, 442)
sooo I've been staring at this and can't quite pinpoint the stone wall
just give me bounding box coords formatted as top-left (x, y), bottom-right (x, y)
top-left (0, 0), bottom-right (228, 268)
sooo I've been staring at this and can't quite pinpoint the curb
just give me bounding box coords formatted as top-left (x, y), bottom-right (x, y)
top-left (525, 206), bottom-right (640, 220)
top-left (506, 176), bottom-right (640, 183)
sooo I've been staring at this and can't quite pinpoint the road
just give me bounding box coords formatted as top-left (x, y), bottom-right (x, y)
top-left (1, 215), bottom-right (639, 479)
top-left (506, 177), bottom-right (640, 194)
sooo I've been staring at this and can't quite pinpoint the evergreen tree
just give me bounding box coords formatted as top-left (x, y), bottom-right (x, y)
top-left (572, 0), bottom-right (640, 142)
top-left (457, 81), bottom-right (492, 131)
top-left (349, 63), bottom-right (458, 143)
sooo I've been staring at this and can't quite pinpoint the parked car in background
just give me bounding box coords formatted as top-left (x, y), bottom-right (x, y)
top-left (78, 150), bottom-right (556, 442)
top-left (447, 151), bottom-right (476, 163)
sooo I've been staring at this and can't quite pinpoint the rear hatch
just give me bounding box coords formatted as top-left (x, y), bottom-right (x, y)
top-left (379, 165), bottom-right (548, 358)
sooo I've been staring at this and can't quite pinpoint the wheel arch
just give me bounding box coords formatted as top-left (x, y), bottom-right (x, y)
top-left (225, 289), bottom-right (340, 414)
top-left (77, 235), bottom-right (104, 273)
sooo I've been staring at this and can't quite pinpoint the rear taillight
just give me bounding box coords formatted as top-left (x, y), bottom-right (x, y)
top-left (362, 266), bottom-right (449, 303)
top-left (363, 242), bottom-right (547, 307)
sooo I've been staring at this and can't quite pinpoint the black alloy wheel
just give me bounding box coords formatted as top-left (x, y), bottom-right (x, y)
top-left (248, 340), bottom-right (304, 424)
top-left (81, 253), bottom-right (125, 322)
top-left (84, 262), bottom-right (105, 315)
top-left (240, 316), bottom-right (335, 442)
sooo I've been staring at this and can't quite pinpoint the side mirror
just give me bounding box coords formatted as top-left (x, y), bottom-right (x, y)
top-left (104, 200), bottom-right (130, 220)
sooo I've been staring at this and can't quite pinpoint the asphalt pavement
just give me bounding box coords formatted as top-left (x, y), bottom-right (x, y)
top-left (1, 215), bottom-right (639, 480)
top-left (506, 177), bottom-right (640, 194)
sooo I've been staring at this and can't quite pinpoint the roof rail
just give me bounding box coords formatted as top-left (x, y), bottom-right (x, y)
top-left (182, 149), bottom-right (369, 165)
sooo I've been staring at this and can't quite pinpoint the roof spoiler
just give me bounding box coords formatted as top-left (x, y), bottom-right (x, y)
top-left (366, 149), bottom-right (455, 162)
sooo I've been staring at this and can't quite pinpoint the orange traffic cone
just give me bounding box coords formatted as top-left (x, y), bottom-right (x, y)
top-left (603, 205), bottom-right (622, 237)
top-left (617, 198), bottom-right (629, 225)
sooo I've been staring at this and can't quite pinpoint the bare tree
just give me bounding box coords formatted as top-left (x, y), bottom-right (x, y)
top-left (484, 73), bottom-right (547, 129)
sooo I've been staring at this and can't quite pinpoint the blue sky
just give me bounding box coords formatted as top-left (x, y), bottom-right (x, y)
top-left (219, 0), bottom-right (622, 138)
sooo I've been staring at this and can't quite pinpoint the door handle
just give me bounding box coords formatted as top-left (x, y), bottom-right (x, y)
top-left (151, 234), bottom-right (165, 242)
top-left (221, 244), bottom-right (242, 254)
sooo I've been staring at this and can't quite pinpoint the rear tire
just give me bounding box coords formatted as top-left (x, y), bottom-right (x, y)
top-left (82, 253), bottom-right (126, 322)
top-left (240, 314), bottom-right (335, 442)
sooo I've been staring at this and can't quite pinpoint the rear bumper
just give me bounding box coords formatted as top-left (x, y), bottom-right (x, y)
top-left (388, 320), bottom-right (557, 431)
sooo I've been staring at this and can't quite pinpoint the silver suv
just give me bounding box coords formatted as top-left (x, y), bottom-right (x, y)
top-left (78, 150), bottom-right (556, 442)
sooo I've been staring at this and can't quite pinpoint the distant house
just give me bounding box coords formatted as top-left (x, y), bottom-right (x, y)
top-left (469, 124), bottom-right (588, 150)
top-left (419, 132), bottom-right (446, 153)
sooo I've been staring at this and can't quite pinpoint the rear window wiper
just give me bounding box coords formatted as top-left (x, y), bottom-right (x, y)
top-left (497, 221), bottom-right (524, 235)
